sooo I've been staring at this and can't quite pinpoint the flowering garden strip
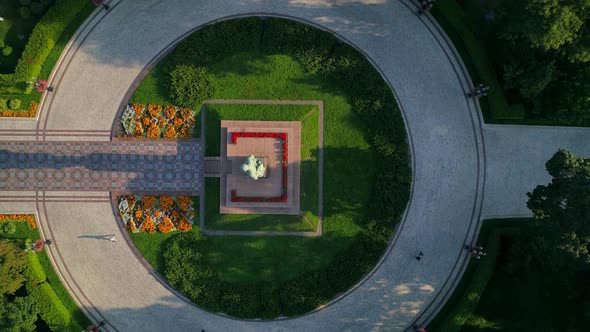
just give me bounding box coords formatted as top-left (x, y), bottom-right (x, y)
top-left (120, 103), bottom-right (196, 138)
top-left (118, 195), bottom-right (195, 234)
top-left (0, 214), bottom-right (36, 230)
top-left (230, 132), bottom-right (288, 203)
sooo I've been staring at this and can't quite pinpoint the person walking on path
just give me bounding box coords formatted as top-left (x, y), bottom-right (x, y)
top-left (109, 235), bottom-right (117, 242)
top-left (415, 251), bottom-right (424, 261)
top-left (34, 80), bottom-right (54, 92)
top-left (86, 320), bottom-right (105, 332)
top-left (91, 0), bottom-right (110, 10)
top-left (418, 0), bottom-right (435, 14)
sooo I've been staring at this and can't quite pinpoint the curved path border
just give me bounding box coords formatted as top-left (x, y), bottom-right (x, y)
top-left (0, 1), bottom-right (487, 331)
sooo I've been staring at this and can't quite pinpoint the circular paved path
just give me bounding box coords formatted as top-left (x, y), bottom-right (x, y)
top-left (0, 1), bottom-right (487, 331)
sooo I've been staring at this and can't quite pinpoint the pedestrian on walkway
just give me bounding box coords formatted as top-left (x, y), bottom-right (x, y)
top-left (415, 251), bottom-right (424, 261)
top-left (413, 325), bottom-right (427, 332)
top-left (44, 239), bottom-right (52, 245)
top-left (34, 80), bottom-right (54, 92)
top-left (418, 0), bottom-right (435, 15)
top-left (109, 235), bottom-right (117, 242)
top-left (467, 84), bottom-right (490, 98)
top-left (91, 0), bottom-right (110, 10)
top-left (86, 320), bottom-right (105, 332)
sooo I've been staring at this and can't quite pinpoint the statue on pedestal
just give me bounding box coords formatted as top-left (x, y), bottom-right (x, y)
top-left (241, 155), bottom-right (265, 180)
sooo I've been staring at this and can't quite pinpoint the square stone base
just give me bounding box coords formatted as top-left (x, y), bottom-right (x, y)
top-left (220, 121), bottom-right (300, 215)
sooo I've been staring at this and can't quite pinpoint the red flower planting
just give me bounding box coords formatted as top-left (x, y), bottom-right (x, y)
top-left (231, 132), bottom-right (289, 203)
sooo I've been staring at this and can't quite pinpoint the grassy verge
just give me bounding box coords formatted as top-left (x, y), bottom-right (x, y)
top-left (0, 218), bottom-right (90, 331)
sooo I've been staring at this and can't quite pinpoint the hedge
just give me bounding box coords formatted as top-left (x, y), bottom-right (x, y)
top-left (27, 282), bottom-right (72, 330)
top-left (26, 252), bottom-right (47, 284)
top-left (0, 0), bottom-right (88, 93)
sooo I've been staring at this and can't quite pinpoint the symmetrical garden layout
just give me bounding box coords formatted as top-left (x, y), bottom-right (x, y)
top-left (2, 1), bottom-right (590, 331)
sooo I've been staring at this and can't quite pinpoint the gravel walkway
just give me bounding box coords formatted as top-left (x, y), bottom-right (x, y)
top-left (0, 0), bottom-right (488, 331)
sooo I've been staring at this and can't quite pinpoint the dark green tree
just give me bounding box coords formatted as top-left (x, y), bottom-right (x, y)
top-left (527, 149), bottom-right (590, 269)
top-left (0, 240), bottom-right (27, 295)
top-left (0, 296), bottom-right (38, 332)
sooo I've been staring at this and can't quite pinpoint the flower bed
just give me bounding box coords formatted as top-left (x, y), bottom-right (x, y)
top-left (230, 132), bottom-right (288, 202)
top-left (120, 103), bottom-right (196, 139)
top-left (0, 214), bottom-right (37, 229)
top-left (118, 195), bottom-right (195, 234)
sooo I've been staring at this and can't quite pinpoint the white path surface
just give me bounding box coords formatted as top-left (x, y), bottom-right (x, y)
top-left (0, 0), bottom-right (488, 331)
top-left (483, 124), bottom-right (590, 218)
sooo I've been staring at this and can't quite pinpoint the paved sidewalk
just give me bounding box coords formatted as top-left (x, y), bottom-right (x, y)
top-left (483, 124), bottom-right (590, 218)
top-left (0, 140), bottom-right (201, 193)
top-left (0, 0), bottom-right (486, 331)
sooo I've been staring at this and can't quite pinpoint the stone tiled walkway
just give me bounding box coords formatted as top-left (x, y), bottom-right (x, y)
top-left (0, 140), bottom-right (202, 193)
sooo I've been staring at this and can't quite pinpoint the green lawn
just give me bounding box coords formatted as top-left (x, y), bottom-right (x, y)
top-left (429, 218), bottom-right (590, 331)
top-left (0, 218), bottom-right (90, 331)
top-left (131, 52), bottom-right (372, 283)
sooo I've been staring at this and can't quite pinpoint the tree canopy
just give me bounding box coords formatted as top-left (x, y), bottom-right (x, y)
top-left (527, 149), bottom-right (590, 269)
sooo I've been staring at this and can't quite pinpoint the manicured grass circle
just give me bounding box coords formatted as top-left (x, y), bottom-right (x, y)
top-left (129, 17), bottom-right (411, 319)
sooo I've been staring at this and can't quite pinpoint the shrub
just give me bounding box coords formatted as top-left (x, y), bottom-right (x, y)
top-left (0, 40), bottom-right (4, 48)
top-left (19, 7), bottom-right (31, 19)
top-left (1, 221), bottom-right (16, 234)
top-left (0, 240), bottom-right (27, 295)
top-left (27, 282), bottom-right (71, 330)
top-left (19, 0), bottom-right (32, 5)
top-left (0, 99), bottom-right (6, 110)
top-left (30, 2), bottom-right (45, 16)
top-left (164, 232), bottom-right (222, 312)
top-left (9, 99), bottom-right (21, 110)
top-left (279, 270), bottom-right (333, 316)
top-left (41, 0), bottom-right (52, 5)
top-left (169, 65), bottom-right (215, 108)
top-left (26, 252), bottom-right (47, 284)
top-left (2, 46), bottom-right (12, 56)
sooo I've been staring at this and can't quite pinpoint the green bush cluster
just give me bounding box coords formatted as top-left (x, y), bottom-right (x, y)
top-left (169, 65), bottom-right (215, 108)
top-left (0, 221), bottom-right (16, 235)
top-left (165, 224), bottom-right (393, 319)
top-left (9, 99), bottom-right (21, 110)
top-left (27, 282), bottom-right (71, 330)
top-left (0, 240), bottom-right (27, 295)
top-left (2, 46), bottom-right (13, 57)
top-left (26, 253), bottom-right (47, 284)
top-left (0, 0), bottom-right (87, 94)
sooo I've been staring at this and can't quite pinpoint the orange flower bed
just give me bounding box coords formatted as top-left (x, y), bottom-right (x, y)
top-left (164, 126), bottom-right (177, 138)
top-left (127, 219), bottom-right (137, 232)
top-left (148, 104), bottom-right (162, 117)
top-left (141, 216), bottom-right (156, 234)
top-left (177, 218), bottom-right (192, 232)
top-left (174, 118), bottom-right (183, 126)
top-left (147, 124), bottom-right (161, 138)
top-left (157, 217), bottom-right (174, 233)
top-left (119, 195), bottom-right (194, 235)
top-left (142, 196), bottom-right (156, 210)
top-left (165, 106), bottom-right (176, 119)
top-left (177, 196), bottom-right (191, 211)
top-left (0, 101), bottom-right (39, 118)
top-left (0, 214), bottom-right (37, 230)
top-left (132, 103), bottom-right (145, 117)
top-left (160, 195), bottom-right (174, 210)
top-left (142, 117), bottom-right (151, 126)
